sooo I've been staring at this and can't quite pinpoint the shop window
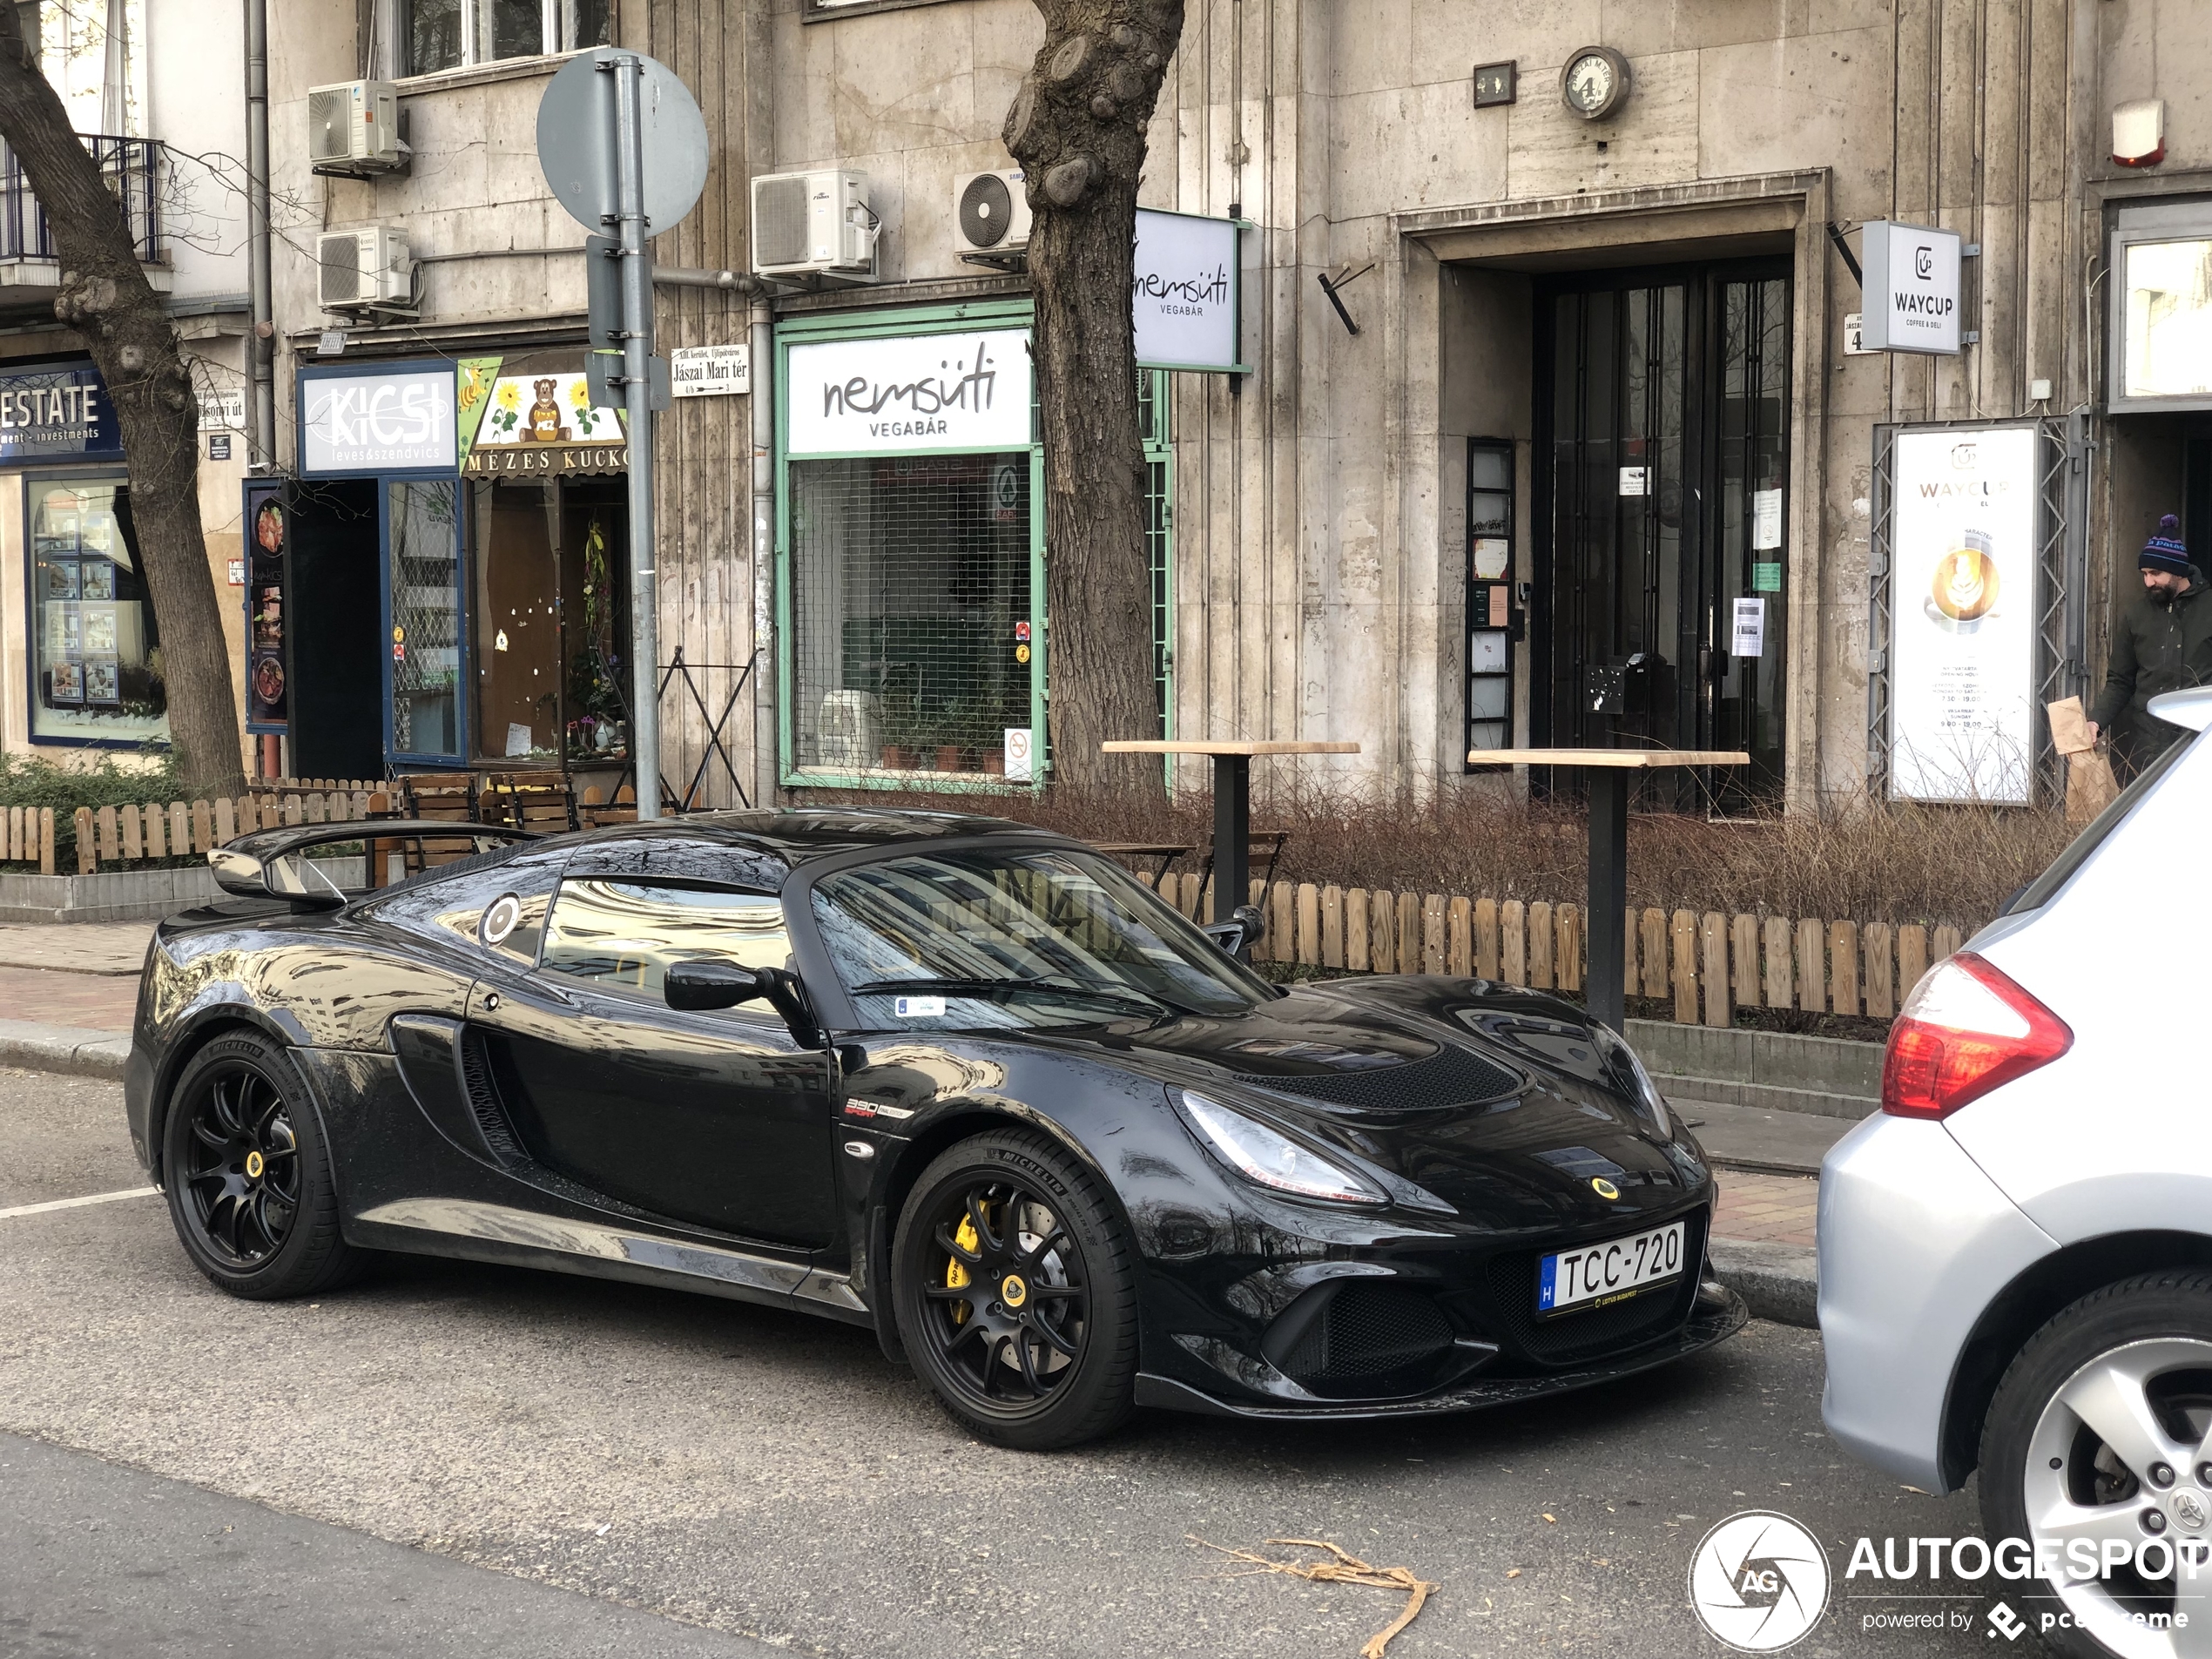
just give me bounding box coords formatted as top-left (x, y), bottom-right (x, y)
top-left (789, 452), bottom-right (1035, 777)
top-left (388, 481), bottom-right (462, 759)
top-left (466, 476), bottom-right (628, 766)
top-left (397, 0), bottom-right (613, 77)
top-left (27, 476), bottom-right (165, 745)
top-left (2121, 239), bottom-right (2212, 402)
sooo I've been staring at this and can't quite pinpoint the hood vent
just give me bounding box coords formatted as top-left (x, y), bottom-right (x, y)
top-left (1236, 1045), bottom-right (1519, 1112)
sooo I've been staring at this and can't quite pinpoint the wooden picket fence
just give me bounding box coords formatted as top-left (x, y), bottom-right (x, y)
top-left (1141, 872), bottom-right (1966, 1025)
top-left (67, 787), bottom-right (392, 875)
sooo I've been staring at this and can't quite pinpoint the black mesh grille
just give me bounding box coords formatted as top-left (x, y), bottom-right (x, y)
top-left (1278, 1283), bottom-right (1455, 1383)
top-left (959, 172), bottom-right (1013, 247)
top-left (457, 1030), bottom-right (523, 1165)
top-left (1487, 1207), bottom-right (1707, 1366)
top-left (1236, 1045), bottom-right (1518, 1112)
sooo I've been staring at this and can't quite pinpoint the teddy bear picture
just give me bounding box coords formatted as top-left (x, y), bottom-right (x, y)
top-left (523, 378), bottom-right (568, 442)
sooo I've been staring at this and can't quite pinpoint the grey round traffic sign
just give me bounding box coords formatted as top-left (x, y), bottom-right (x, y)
top-left (537, 47), bottom-right (708, 234)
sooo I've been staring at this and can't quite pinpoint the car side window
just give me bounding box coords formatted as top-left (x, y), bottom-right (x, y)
top-left (539, 878), bottom-right (791, 1000)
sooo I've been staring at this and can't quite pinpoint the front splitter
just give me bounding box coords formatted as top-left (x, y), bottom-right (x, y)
top-left (1133, 1285), bottom-right (1750, 1420)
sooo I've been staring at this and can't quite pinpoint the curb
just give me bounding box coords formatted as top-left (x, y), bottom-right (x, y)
top-left (0, 1019), bottom-right (130, 1082)
top-left (1710, 1238), bottom-right (1817, 1329)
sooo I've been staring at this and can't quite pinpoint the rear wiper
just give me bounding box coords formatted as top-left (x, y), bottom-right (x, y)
top-left (852, 975), bottom-right (1170, 1019)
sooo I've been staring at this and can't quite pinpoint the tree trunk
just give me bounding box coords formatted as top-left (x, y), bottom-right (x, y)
top-left (0, 9), bottom-right (246, 799)
top-left (1006, 0), bottom-right (1184, 800)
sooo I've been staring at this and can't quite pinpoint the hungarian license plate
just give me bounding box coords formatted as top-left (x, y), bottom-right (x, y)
top-left (1536, 1220), bottom-right (1687, 1317)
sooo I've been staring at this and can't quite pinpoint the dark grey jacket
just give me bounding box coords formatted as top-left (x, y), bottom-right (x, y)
top-left (2090, 566), bottom-right (2212, 761)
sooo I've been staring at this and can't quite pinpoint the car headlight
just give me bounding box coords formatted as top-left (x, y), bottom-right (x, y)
top-left (1592, 1025), bottom-right (1670, 1137)
top-left (1177, 1090), bottom-right (1386, 1206)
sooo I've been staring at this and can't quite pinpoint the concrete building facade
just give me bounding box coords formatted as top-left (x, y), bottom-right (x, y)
top-left (259, 0), bottom-right (2212, 811)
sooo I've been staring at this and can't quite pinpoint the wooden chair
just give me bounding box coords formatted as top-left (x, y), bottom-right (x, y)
top-left (482, 772), bottom-right (577, 835)
top-left (393, 772), bottom-right (483, 876)
top-left (577, 782), bottom-right (638, 829)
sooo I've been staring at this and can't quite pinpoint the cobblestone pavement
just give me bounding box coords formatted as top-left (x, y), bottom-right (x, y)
top-left (1714, 1170), bottom-right (1819, 1246)
top-left (0, 965), bottom-right (138, 1032)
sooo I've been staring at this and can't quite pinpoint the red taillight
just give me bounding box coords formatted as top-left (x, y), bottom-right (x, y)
top-left (1882, 951), bottom-right (2073, 1120)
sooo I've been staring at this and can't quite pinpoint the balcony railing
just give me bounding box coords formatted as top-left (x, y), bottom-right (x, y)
top-left (0, 134), bottom-right (162, 264)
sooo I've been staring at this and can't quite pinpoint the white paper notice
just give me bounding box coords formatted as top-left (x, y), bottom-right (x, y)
top-left (1004, 727), bottom-right (1034, 782)
top-left (1730, 597), bottom-right (1766, 658)
top-left (504, 723), bottom-right (533, 758)
top-left (1618, 467), bottom-right (1648, 496)
top-left (1752, 489), bottom-right (1784, 550)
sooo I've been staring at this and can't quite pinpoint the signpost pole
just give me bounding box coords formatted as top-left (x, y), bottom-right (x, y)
top-left (611, 55), bottom-right (660, 820)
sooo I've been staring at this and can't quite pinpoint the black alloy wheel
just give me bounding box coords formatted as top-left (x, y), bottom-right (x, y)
top-left (161, 1031), bottom-right (366, 1299)
top-left (894, 1129), bottom-right (1137, 1451)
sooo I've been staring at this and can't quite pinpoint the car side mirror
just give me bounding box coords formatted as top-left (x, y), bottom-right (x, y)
top-left (664, 960), bottom-right (763, 1012)
top-left (1201, 902), bottom-right (1267, 961)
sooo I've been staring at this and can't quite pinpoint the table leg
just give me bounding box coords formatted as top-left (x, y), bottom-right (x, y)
top-left (1212, 753), bottom-right (1250, 925)
top-left (1585, 767), bottom-right (1628, 1033)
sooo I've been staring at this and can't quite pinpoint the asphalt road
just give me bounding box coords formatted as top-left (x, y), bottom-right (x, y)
top-left (0, 1067), bottom-right (2022, 1659)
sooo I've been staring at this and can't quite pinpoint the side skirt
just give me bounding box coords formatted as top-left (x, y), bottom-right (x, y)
top-left (352, 1197), bottom-right (873, 1326)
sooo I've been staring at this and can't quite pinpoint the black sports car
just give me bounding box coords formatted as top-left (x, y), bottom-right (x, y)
top-left (127, 808), bottom-right (1745, 1450)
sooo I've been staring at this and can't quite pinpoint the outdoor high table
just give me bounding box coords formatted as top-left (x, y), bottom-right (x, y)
top-left (1099, 740), bottom-right (1362, 925)
top-left (1465, 748), bottom-right (1750, 1033)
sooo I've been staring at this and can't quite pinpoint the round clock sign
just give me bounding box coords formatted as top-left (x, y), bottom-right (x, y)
top-left (1561, 46), bottom-right (1630, 120)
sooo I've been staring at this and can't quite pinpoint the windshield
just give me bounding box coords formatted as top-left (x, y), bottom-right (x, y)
top-left (811, 845), bottom-right (1275, 1030)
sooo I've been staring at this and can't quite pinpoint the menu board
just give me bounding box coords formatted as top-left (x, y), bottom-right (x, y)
top-left (244, 483), bottom-right (287, 729)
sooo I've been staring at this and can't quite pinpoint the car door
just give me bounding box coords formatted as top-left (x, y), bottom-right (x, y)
top-left (464, 868), bottom-right (840, 1249)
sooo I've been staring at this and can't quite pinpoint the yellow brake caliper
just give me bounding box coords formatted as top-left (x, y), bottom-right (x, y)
top-left (947, 1214), bottom-right (980, 1324)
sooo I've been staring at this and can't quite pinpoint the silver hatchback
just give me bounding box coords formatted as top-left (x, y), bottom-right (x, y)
top-left (1822, 688), bottom-right (2212, 1659)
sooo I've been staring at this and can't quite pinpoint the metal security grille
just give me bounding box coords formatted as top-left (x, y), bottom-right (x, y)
top-left (388, 481), bottom-right (462, 759)
top-left (1141, 370), bottom-right (1173, 738)
top-left (789, 453), bottom-right (1034, 774)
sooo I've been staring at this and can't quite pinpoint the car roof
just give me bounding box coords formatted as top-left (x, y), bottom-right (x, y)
top-left (529, 806), bottom-right (1069, 884)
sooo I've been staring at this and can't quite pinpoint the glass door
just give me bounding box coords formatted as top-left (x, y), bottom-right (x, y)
top-left (1536, 261), bottom-right (1790, 803)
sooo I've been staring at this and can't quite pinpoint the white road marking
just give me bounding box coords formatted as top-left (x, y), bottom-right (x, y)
top-left (0, 1185), bottom-right (158, 1220)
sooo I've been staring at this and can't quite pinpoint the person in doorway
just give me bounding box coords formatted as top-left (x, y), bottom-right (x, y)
top-left (2087, 515), bottom-right (2212, 773)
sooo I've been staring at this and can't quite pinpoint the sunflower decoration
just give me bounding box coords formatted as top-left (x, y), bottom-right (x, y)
top-left (568, 376), bottom-right (605, 437)
top-left (487, 378), bottom-right (523, 438)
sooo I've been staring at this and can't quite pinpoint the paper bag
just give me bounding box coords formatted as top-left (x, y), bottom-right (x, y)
top-left (2047, 696), bottom-right (2095, 757)
top-left (2066, 749), bottom-right (2120, 826)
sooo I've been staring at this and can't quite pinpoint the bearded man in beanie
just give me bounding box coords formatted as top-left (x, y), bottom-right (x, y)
top-left (2087, 515), bottom-right (2212, 772)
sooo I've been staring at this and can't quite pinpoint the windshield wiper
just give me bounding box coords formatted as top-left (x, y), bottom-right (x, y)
top-left (851, 974), bottom-right (1170, 1019)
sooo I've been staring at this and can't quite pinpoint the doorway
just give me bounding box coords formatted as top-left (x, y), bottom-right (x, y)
top-left (1534, 260), bottom-right (1791, 804)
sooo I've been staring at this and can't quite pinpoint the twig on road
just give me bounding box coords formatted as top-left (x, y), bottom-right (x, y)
top-left (1189, 1534), bottom-right (1438, 1659)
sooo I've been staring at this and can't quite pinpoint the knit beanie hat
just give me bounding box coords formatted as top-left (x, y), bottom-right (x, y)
top-left (2143, 515), bottom-right (2191, 576)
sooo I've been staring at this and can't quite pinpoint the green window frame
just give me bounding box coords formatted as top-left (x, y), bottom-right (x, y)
top-left (775, 300), bottom-right (1175, 791)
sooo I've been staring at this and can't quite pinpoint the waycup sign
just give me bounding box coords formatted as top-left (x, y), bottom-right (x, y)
top-left (300, 367), bottom-right (455, 474)
top-left (1860, 219), bottom-right (1964, 354)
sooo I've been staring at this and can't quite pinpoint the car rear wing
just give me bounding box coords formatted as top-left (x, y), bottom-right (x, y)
top-left (208, 819), bottom-right (537, 908)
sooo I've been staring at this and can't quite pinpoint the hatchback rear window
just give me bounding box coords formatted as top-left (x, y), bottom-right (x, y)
top-left (2005, 734), bottom-right (2192, 915)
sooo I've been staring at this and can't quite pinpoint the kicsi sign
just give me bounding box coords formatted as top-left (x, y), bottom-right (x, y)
top-left (1133, 208), bottom-right (1241, 374)
top-left (786, 331), bottom-right (1030, 455)
top-left (1861, 220), bottom-right (1963, 355)
top-left (300, 365), bottom-right (455, 474)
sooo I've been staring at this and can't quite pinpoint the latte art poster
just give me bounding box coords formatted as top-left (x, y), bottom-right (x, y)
top-left (1887, 426), bottom-right (2040, 804)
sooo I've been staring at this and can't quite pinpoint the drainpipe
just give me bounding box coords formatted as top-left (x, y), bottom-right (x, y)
top-left (244, 0), bottom-right (273, 469)
top-left (751, 293), bottom-right (775, 806)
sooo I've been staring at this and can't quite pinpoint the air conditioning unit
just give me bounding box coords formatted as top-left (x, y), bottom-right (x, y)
top-left (318, 226), bottom-right (413, 311)
top-left (952, 170), bottom-right (1031, 260)
top-left (308, 79), bottom-right (403, 176)
top-left (750, 170), bottom-right (877, 278)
